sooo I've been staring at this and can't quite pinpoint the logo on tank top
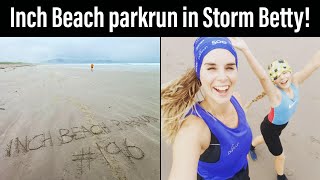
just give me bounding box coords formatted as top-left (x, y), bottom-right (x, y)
top-left (289, 101), bottom-right (297, 109)
top-left (228, 142), bottom-right (240, 155)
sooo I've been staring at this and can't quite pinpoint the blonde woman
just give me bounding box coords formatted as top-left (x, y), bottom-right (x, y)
top-left (162, 37), bottom-right (252, 180)
top-left (230, 37), bottom-right (320, 180)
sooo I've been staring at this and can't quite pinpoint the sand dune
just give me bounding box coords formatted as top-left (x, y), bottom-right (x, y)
top-left (0, 64), bottom-right (160, 180)
top-left (161, 37), bottom-right (320, 180)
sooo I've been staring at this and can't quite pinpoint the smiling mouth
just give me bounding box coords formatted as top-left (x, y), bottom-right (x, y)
top-left (280, 80), bottom-right (288, 85)
top-left (213, 85), bottom-right (230, 96)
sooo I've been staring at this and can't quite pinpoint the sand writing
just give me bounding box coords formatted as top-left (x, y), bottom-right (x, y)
top-left (72, 147), bottom-right (95, 175)
top-left (110, 115), bottom-right (158, 131)
top-left (4, 115), bottom-right (158, 158)
top-left (72, 138), bottom-right (144, 179)
top-left (5, 131), bottom-right (53, 157)
top-left (59, 122), bottom-right (111, 144)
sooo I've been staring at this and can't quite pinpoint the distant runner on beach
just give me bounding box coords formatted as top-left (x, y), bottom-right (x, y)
top-left (91, 64), bottom-right (94, 72)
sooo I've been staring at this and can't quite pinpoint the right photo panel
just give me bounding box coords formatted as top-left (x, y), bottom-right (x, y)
top-left (161, 37), bottom-right (320, 180)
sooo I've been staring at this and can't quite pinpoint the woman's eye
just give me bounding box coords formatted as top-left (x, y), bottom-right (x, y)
top-left (226, 67), bottom-right (235, 70)
top-left (208, 67), bottom-right (216, 70)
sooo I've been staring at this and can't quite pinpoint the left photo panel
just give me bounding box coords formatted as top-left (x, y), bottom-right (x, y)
top-left (0, 37), bottom-right (160, 180)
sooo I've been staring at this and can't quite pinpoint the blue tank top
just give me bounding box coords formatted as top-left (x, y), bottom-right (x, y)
top-left (268, 84), bottom-right (299, 125)
top-left (187, 96), bottom-right (252, 180)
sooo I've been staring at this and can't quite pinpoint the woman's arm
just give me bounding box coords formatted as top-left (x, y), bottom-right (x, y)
top-left (229, 37), bottom-right (281, 107)
top-left (293, 50), bottom-right (320, 86)
top-left (168, 116), bottom-right (209, 180)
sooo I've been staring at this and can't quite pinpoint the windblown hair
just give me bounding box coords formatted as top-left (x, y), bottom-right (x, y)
top-left (245, 91), bottom-right (267, 111)
top-left (161, 68), bottom-right (201, 144)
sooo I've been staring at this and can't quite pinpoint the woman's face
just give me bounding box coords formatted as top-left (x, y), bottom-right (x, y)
top-left (274, 71), bottom-right (292, 89)
top-left (200, 49), bottom-right (238, 104)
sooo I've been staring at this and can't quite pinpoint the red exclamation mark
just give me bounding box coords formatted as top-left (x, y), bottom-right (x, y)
top-left (305, 7), bottom-right (309, 27)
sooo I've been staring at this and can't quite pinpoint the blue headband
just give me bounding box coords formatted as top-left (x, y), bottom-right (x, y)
top-left (194, 37), bottom-right (238, 79)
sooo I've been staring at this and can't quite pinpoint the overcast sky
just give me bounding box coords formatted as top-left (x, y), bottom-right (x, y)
top-left (0, 37), bottom-right (160, 63)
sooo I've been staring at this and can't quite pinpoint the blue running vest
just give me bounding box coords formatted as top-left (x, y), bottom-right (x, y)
top-left (268, 84), bottom-right (299, 125)
top-left (187, 96), bottom-right (252, 180)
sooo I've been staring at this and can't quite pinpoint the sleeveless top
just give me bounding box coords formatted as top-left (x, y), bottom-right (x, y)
top-left (268, 84), bottom-right (299, 125)
top-left (186, 96), bottom-right (252, 180)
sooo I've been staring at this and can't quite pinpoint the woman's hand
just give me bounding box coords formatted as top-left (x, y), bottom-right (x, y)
top-left (228, 37), bottom-right (249, 52)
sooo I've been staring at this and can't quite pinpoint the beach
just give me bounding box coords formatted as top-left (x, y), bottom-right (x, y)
top-left (0, 64), bottom-right (160, 180)
top-left (161, 37), bottom-right (320, 180)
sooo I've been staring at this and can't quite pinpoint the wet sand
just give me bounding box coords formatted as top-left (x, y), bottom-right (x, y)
top-left (0, 64), bottom-right (160, 180)
top-left (161, 37), bottom-right (320, 180)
